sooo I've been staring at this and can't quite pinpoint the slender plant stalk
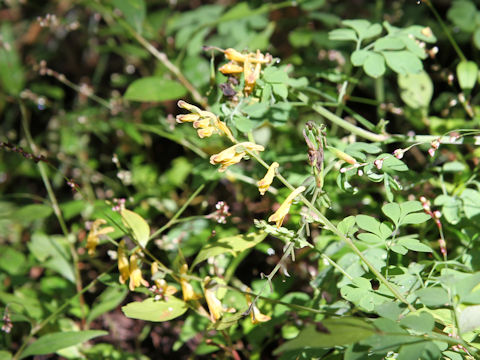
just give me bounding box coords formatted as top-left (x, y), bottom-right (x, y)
top-left (19, 101), bottom-right (87, 325)
top-left (424, 0), bottom-right (467, 62)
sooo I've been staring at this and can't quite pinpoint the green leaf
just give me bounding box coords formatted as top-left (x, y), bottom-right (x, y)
top-left (87, 287), bottom-right (128, 324)
top-left (397, 342), bottom-right (437, 360)
top-left (400, 213), bottom-right (431, 225)
top-left (399, 312), bottom-right (434, 332)
top-left (351, 50), bottom-right (370, 66)
top-left (0, 23), bottom-right (25, 96)
top-left (474, 28), bottom-right (480, 50)
top-left (457, 61), bottom-right (478, 91)
top-left (374, 36), bottom-right (405, 51)
top-left (397, 237), bottom-right (432, 252)
top-left (382, 202), bottom-right (401, 226)
top-left (363, 52), bottom-right (386, 78)
top-left (124, 77), bottom-right (187, 102)
top-left (20, 331), bottom-right (107, 359)
top-left (112, 0), bottom-right (146, 33)
top-left (328, 28), bottom-right (357, 42)
top-left (242, 102), bottom-right (269, 118)
top-left (460, 188), bottom-right (480, 219)
top-left (11, 204), bottom-right (53, 223)
top-left (0, 246), bottom-right (26, 275)
top-left (434, 195), bottom-right (461, 224)
top-left (442, 161), bottom-right (466, 172)
top-left (122, 297), bottom-right (187, 321)
top-left (234, 115), bottom-right (257, 132)
top-left (447, 0), bottom-right (477, 33)
top-left (192, 232), bottom-right (267, 268)
top-left (121, 209), bottom-right (150, 247)
top-left (272, 83), bottom-right (288, 99)
top-left (416, 287), bottom-right (450, 307)
top-left (380, 154), bottom-right (409, 172)
top-left (273, 319), bottom-right (375, 355)
top-left (338, 216), bottom-right (356, 236)
top-left (382, 51), bottom-right (422, 74)
top-left (343, 20), bottom-right (381, 40)
top-left (263, 67), bottom-right (289, 83)
top-left (398, 71), bottom-right (433, 109)
top-left (356, 215), bottom-right (381, 233)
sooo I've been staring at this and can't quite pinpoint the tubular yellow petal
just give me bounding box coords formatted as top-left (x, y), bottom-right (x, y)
top-left (224, 48), bottom-right (246, 62)
top-left (327, 146), bottom-right (357, 165)
top-left (180, 264), bottom-right (200, 301)
top-left (128, 253), bottom-right (149, 291)
top-left (176, 114), bottom-right (200, 123)
top-left (219, 62), bottom-right (244, 74)
top-left (117, 240), bottom-right (130, 285)
top-left (216, 120), bottom-right (235, 142)
top-left (197, 126), bottom-right (216, 138)
top-left (257, 162), bottom-right (279, 195)
top-left (177, 100), bottom-right (202, 113)
top-left (204, 277), bottom-right (223, 322)
top-left (241, 142), bottom-right (265, 152)
top-left (268, 186), bottom-right (306, 228)
top-left (192, 118), bottom-right (211, 129)
top-left (245, 288), bottom-right (271, 324)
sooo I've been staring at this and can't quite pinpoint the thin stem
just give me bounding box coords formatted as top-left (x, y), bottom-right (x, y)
top-left (312, 103), bottom-right (387, 142)
top-left (116, 19), bottom-right (207, 108)
top-left (19, 101), bottom-right (86, 325)
top-left (149, 184), bottom-right (205, 240)
top-left (246, 150), bottom-right (416, 312)
top-left (424, 0), bottom-right (467, 62)
top-left (321, 254), bottom-right (354, 281)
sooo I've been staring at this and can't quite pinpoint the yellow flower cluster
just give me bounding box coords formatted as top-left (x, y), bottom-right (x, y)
top-left (117, 240), bottom-right (149, 291)
top-left (210, 142), bottom-right (264, 172)
top-left (86, 219), bottom-right (114, 255)
top-left (176, 100), bottom-right (234, 141)
top-left (219, 48), bottom-right (273, 95)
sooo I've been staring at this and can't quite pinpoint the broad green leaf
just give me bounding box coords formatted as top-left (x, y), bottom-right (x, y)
top-left (442, 161), bottom-right (466, 172)
top-left (356, 215), bottom-right (381, 233)
top-left (0, 23), bottom-right (25, 96)
top-left (363, 52), bottom-right (385, 78)
top-left (382, 202), bottom-right (401, 226)
top-left (0, 246), bottom-right (26, 275)
top-left (20, 330), bottom-right (107, 359)
top-left (11, 204), bottom-right (53, 223)
top-left (357, 233), bottom-right (382, 244)
top-left (399, 312), bottom-right (434, 332)
top-left (343, 20), bottom-right (381, 40)
top-left (192, 232), bottom-right (267, 268)
top-left (457, 61), bottom-right (478, 91)
top-left (124, 77), bottom-right (187, 102)
top-left (474, 28), bottom-right (480, 50)
top-left (121, 209), bottom-right (150, 247)
top-left (398, 71), bottom-right (433, 109)
top-left (113, 0), bottom-right (145, 33)
top-left (447, 0), bottom-right (477, 33)
top-left (87, 287), bottom-right (128, 324)
top-left (382, 51), bottom-right (422, 74)
top-left (416, 287), bottom-right (450, 307)
top-left (460, 188), bottom-right (480, 219)
top-left (400, 213), bottom-right (430, 225)
top-left (263, 67), bottom-right (289, 83)
top-left (374, 36), bottom-right (404, 51)
top-left (122, 297), bottom-right (187, 321)
top-left (434, 195), bottom-right (461, 224)
top-left (350, 50), bottom-right (371, 66)
top-left (273, 319), bottom-right (375, 355)
top-left (397, 237), bottom-right (432, 252)
top-left (242, 102), bottom-right (269, 118)
top-left (391, 244), bottom-right (407, 255)
top-left (338, 216), bottom-right (356, 235)
top-left (235, 115), bottom-right (257, 132)
top-left (328, 28), bottom-right (357, 42)
top-left (272, 83), bottom-right (288, 99)
top-left (400, 201), bottom-right (423, 214)
top-left (375, 302), bottom-right (404, 321)
top-left (397, 342), bottom-right (437, 360)
top-left (380, 154), bottom-right (408, 172)
top-left (0, 351), bottom-right (12, 360)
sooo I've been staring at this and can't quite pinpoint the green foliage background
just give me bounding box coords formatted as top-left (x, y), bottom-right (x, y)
top-left (1, 0), bottom-right (480, 359)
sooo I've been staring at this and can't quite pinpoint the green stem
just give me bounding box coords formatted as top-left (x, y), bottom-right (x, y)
top-left (312, 103), bottom-right (387, 142)
top-left (19, 101), bottom-right (86, 325)
top-left (424, 0), bottom-right (467, 62)
top-left (12, 265), bottom-right (116, 360)
top-left (149, 184), bottom-right (205, 240)
top-left (246, 150), bottom-right (416, 312)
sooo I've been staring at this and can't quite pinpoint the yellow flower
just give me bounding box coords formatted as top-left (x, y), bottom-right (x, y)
top-left (245, 288), bottom-right (271, 324)
top-left (203, 276), bottom-right (224, 322)
top-left (257, 162), bottom-right (279, 195)
top-left (150, 263), bottom-right (177, 296)
top-left (128, 252), bottom-right (149, 291)
top-left (118, 240), bottom-right (130, 285)
top-left (176, 101), bottom-right (233, 141)
top-left (86, 219), bottom-right (114, 255)
top-left (268, 186), bottom-right (306, 228)
top-left (219, 62), bottom-right (244, 74)
top-left (180, 264), bottom-right (201, 301)
top-left (210, 142), bottom-right (264, 172)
